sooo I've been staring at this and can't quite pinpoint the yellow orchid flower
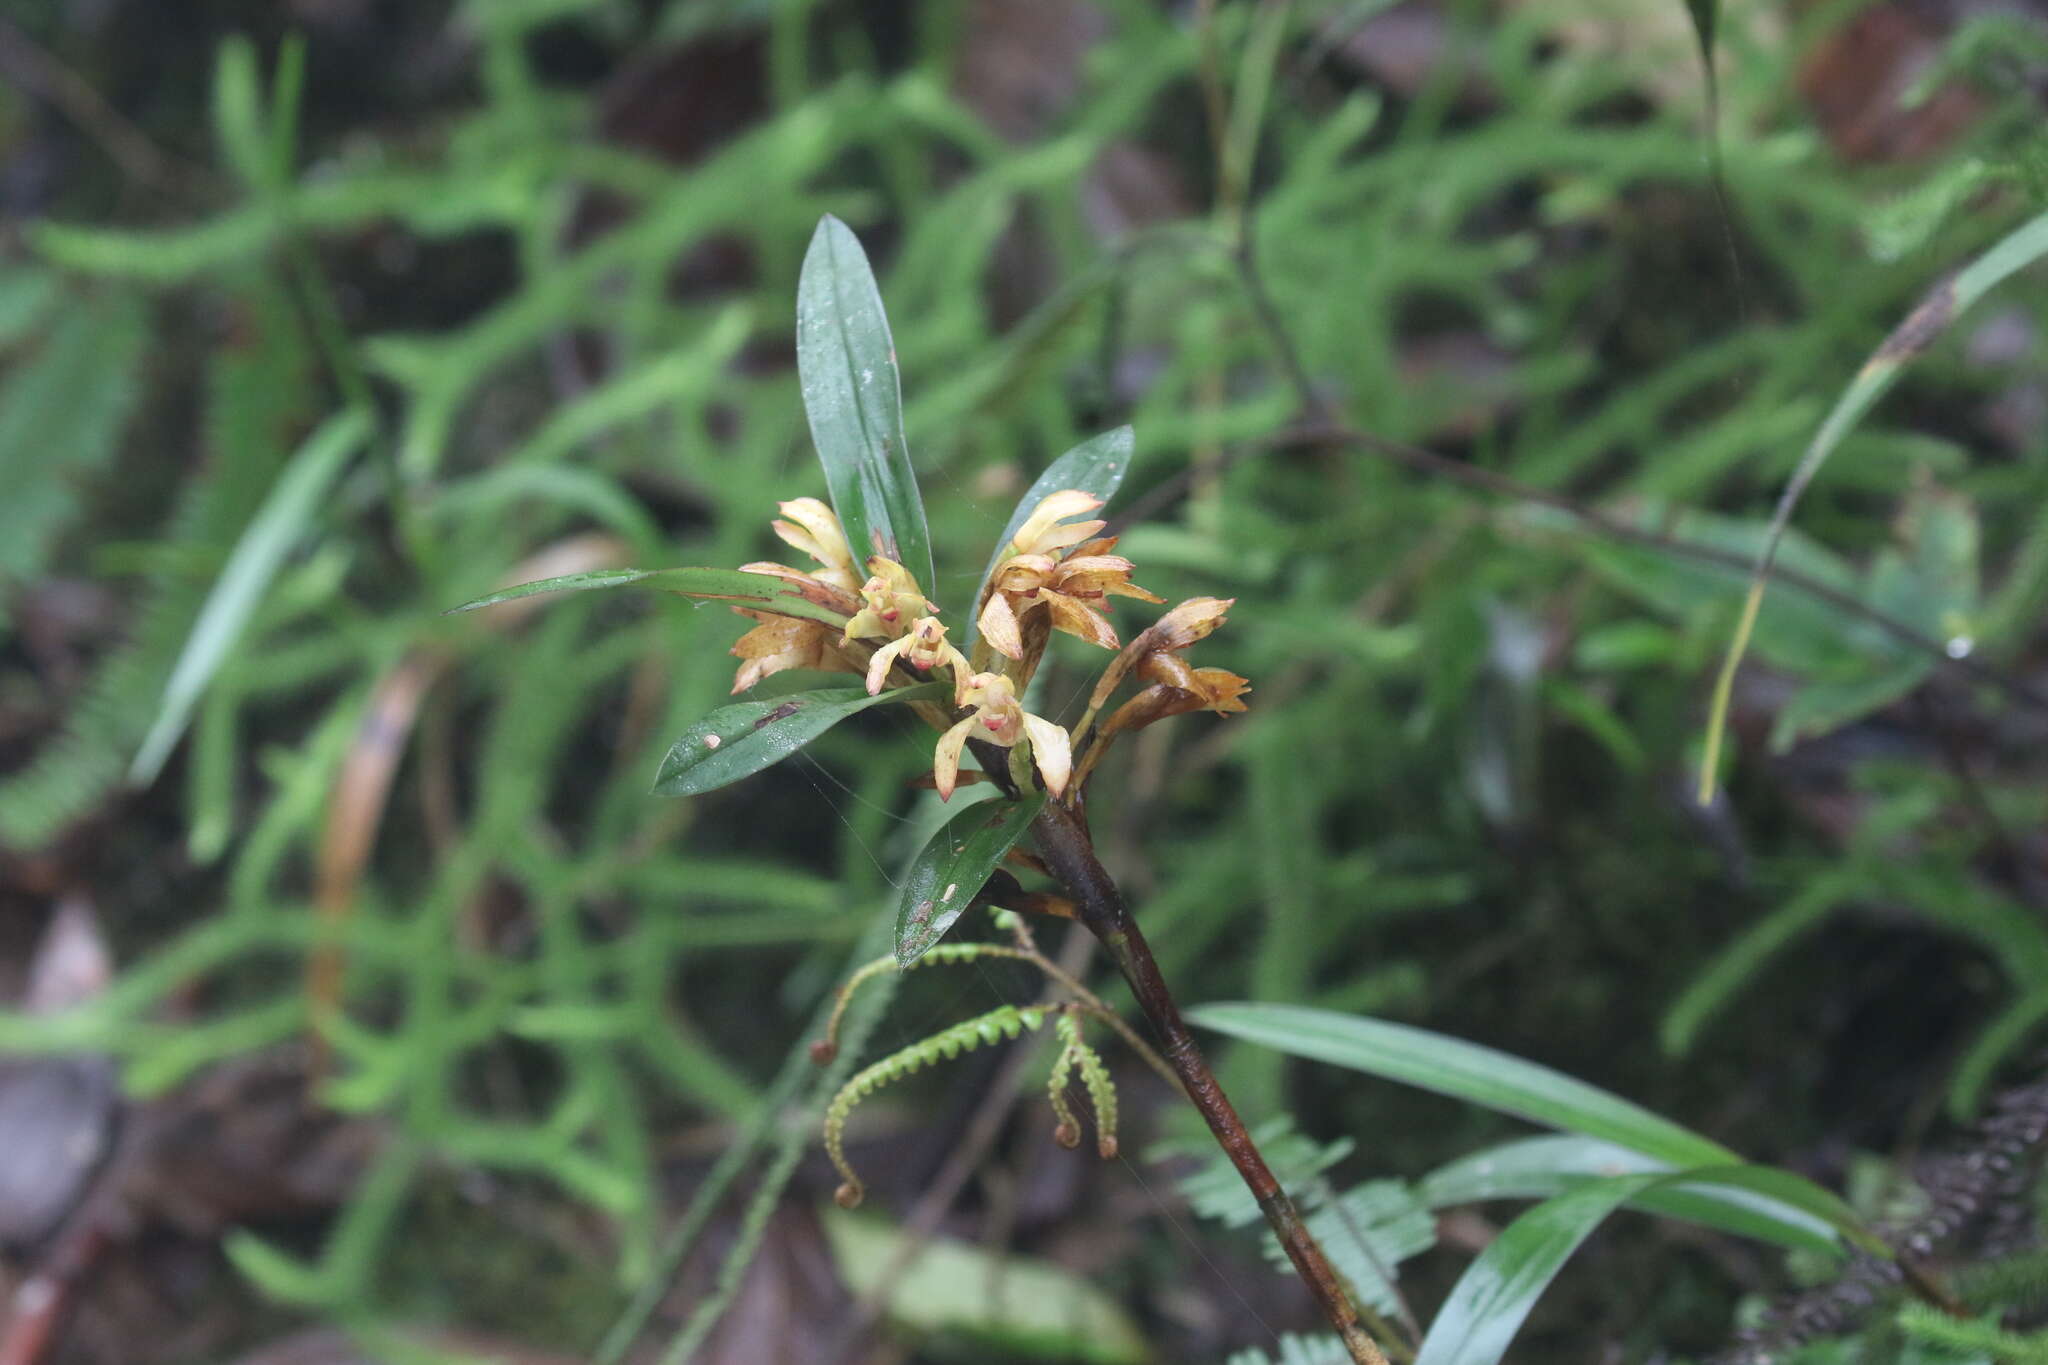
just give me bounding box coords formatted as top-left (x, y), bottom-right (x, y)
top-left (843, 558), bottom-right (937, 642)
top-left (931, 673), bottom-right (1071, 801)
top-left (726, 499), bottom-right (869, 692)
top-left (740, 497), bottom-right (863, 595)
top-left (978, 492), bottom-right (1162, 660)
top-left (864, 616), bottom-right (972, 704)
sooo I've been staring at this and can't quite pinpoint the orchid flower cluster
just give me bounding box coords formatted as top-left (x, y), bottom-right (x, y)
top-left (727, 490), bottom-right (1249, 803)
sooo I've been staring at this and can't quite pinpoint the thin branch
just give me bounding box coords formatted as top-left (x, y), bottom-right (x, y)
top-left (1033, 800), bottom-right (1390, 1365)
top-left (1109, 234), bottom-right (2048, 718)
top-left (0, 16), bottom-right (196, 192)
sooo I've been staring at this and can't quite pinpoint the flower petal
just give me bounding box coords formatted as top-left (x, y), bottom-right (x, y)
top-left (932, 717), bottom-right (976, 800)
top-left (979, 591), bottom-right (1025, 660)
top-left (992, 554), bottom-right (1057, 594)
top-left (939, 645), bottom-right (975, 707)
top-left (1012, 490), bottom-right (1107, 557)
top-left (772, 498), bottom-right (858, 585)
top-left (865, 636), bottom-right (909, 695)
top-left (1151, 597), bottom-right (1234, 650)
top-left (1190, 666), bottom-right (1252, 713)
top-left (1021, 714), bottom-right (1072, 798)
top-left (1043, 591), bottom-right (1120, 651)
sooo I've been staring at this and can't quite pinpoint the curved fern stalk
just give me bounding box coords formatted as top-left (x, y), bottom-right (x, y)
top-left (1047, 1016), bottom-right (1082, 1149)
top-left (824, 1004), bottom-right (1050, 1208)
top-left (1060, 1010), bottom-right (1121, 1160)
top-left (811, 941), bottom-right (1035, 1064)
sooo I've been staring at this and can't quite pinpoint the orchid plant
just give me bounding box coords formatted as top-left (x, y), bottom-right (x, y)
top-left (453, 216), bottom-right (1384, 1364)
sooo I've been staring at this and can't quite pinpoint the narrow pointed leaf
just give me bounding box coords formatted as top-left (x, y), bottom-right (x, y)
top-left (1700, 206), bottom-right (2048, 801)
top-left (896, 793), bottom-right (1047, 967)
top-left (1414, 1174), bottom-right (1664, 1365)
top-left (652, 682), bottom-right (947, 799)
top-left (1195, 1003), bottom-right (1886, 1257)
top-left (796, 215), bottom-right (933, 595)
top-left (1420, 1135), bottom-right (1844, 1258)
top-left (1189, 1002), bottom-right (1735, 1168)
top-left (131, 407), bottom-right (371, 784)
top-left (446, 566), bottom-right (849, 627)
top-left (968, 426), bottom-right (1137, 644)
top-left (1417, 1163), bottom-right (1882, 1365)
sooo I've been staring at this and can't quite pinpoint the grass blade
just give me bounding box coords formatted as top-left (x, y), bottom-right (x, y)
top-left (1413, 1174), bottom-right (1664, 1365)
top-left (1700, 207), bottom-right (2048, 802)
top-left (1416, 1161), bottom-right (1883, 1365)
top-left (1195, 1003), bottom-right (1884, 1255)
top-left (1190, 1001), bottom-right (1735, 1168)
top-left (796, 215), bottom-right (934, 597)
top-left (130, 408), bottom-right (371, 784)
top-left (1421, 1136), bottom-right (1843, 1258)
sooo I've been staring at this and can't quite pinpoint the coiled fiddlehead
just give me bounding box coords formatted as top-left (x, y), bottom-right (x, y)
top-left (1052, 1008), bottom-right (1121, 1159)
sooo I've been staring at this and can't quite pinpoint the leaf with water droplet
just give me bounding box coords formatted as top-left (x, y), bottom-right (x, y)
top-left (796, 216), bottom-right (934, 596)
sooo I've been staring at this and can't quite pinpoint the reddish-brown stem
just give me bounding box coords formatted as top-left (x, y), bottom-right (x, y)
top-left (1031, 800), bottom-right (1387, 1365)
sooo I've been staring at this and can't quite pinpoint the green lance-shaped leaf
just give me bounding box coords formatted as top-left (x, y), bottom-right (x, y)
top-left (1191, 1002), bottom-right (1734, 1168)
top-left (1414, 1173), bottom-right (1664, 1365)
top-left (131, 407), bottom-right (372, 785)
top-left (1193, 1002), bottom-right (1883, 1256)
top-left (1415, 1165), bottom-right (1878, 1365)
top-left (1419, 1135), bottom-right (1842, 1258)
top-left (651, 682), bottom-right (948, 799)
top-left (968, 426), bottom-right (1137, 644)
top-left (896, 793), bottom-right (1048, 967)
top-left (796, 215), bottom-right (934, 597)
top-left (445, 565), bottom-right (850, 627)
top-left (1700, 206), bottom-right (2048, 803)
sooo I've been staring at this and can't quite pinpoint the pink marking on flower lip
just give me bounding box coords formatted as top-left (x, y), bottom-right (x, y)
top-left (981, 716), bottom-right (1004, 731)
top-left (882, 608), bottom-right (899, 621)
top-left (914, 660), bottom-right (931, 671)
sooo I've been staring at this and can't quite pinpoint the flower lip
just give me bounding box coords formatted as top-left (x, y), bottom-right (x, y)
top-left (863, 615), bottom-right (971, 703)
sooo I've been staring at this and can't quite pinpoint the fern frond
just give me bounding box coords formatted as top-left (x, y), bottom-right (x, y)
top-left (0, 281), bottom-right (308, 847)
top-left (812, 941), bottom-right (1034, 1064)
top-left (1047, 1018), bottom-right (1081, 1149)
top-left (1058, 1010), bottom-right (1120, 1159)
top-left (824, 1004), bottom-right (1049, 1208)
top-left (0, 292), bottom-right (145, 581)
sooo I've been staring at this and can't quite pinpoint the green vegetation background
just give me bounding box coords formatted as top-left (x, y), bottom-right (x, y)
top-left (2, 1), bottom-right (2046, 1361)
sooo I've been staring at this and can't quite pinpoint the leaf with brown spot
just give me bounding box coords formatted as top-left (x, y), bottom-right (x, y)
top-left (652, 682), bottom-right (948, 798)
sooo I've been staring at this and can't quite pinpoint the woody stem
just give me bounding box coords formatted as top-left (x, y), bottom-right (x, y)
top-left (1030, 799), bottom-right (1388, 1365)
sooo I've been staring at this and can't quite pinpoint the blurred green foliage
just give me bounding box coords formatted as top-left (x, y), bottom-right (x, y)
top-left (4, 0), bottom-right (2048, 1360)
